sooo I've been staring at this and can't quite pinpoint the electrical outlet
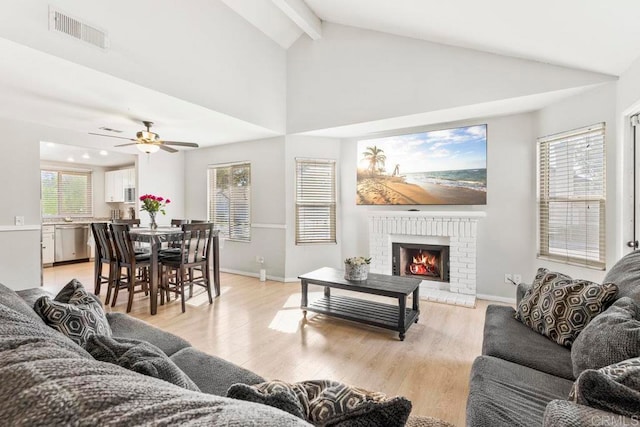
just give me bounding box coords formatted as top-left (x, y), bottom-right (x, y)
top-left (14, 216), bottom-right (24, 226)
top-left (513, 274), bottom-right (522, 284)
top-left (255, 256), bottom-right (264, 264)
top-left (504, 273), bottom-right (513, 284)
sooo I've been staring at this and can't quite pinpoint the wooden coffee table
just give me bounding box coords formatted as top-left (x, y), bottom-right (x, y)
top-left (298, 267), bottom-right (421, 341)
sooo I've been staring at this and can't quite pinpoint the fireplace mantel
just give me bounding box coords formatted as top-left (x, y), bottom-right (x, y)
top-left (368, 210), bottom-right (486, 307)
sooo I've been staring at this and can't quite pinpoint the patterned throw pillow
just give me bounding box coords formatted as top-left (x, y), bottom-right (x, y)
top-left (571, 297), bottom-right (640, 377)
top-left (34, 284), bottom-right (111, 347)
top-left (569, 357), bottom-right (640, 418)
top-left (55, 278), bottom-right (103, 306)
top-left (228, 379), bottom-right (412, 427)
top-left (85, 335), bottom-right (200, 392)
top-left (515, 269), bottom-right (618, 347)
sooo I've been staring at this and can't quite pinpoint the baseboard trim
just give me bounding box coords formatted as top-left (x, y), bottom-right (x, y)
top-left (219, 268), bottom-right (285, 282)
top-left (476, 293), bottom-right (516, 305)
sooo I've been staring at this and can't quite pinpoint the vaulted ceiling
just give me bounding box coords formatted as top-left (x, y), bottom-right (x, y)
top-left (1, 0), bottom-right (639, 165)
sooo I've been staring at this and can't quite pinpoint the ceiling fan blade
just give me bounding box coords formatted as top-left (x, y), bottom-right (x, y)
top-left (89, 132), bottom-right (136, 141)
top-left (162, 140), bottom-right (199, 148)
top-left (114, 143), bottom-right (138, 147)
top-left (158, 144), bottom-right (178, 153)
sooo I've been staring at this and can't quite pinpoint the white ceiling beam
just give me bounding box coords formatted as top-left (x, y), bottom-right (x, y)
top-left (271, 0), bottom-right (322, 40)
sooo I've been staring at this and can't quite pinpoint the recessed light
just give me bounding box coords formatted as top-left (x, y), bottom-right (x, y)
top-left (67, 157), bottom-right (74, 162)
top-left (82, 153), bottom-right (90, 159)
top-left (99, 150), bottom-right (108, 156)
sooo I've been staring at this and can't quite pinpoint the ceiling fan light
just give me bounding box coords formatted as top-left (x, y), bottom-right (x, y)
top-left (136, 144), bottom-right (160, 154)
top-left (137, 130), bottom-right (160, 142)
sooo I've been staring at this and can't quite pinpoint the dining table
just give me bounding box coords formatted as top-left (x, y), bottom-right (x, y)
top-left (128, 227), bottom-right (220, 315)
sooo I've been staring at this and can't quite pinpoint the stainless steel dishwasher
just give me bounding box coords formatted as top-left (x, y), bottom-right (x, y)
top-left (54, 224), bottom-right (90, 263)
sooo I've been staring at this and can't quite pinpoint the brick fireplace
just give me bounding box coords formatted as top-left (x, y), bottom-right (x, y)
top-left (368, 211), bottom-right (486, 307)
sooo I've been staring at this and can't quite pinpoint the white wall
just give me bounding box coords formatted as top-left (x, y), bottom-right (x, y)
top-left (284, 135), bottom-right (343, 280)
top-left (0, 0), bottom-right (286, 132)
top-left (340, 113), bottom-right (538, 300)
top-left (0, 118), bottom-right (49, 289)
top-left (286, 23), bottom-right (615, 134)
top-left (535, 83), bottom-right (618, 282)
top-left (184, 137), bottom-right (287, 279)
top-left (137, 152), bottom-right (185, 227)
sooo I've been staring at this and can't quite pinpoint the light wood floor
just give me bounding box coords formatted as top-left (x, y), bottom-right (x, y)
top-left (43, 262), bottom-right (495, 426)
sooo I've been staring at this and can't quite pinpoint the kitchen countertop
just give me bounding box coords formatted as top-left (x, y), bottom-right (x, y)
top-left (42, 218), bottom-right (112, 225)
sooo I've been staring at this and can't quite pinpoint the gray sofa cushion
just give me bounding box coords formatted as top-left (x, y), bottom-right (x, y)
top-left (171, 346), bottom-right (265, 396)
top-left (570, 357), bottom-right (640, 419)
top-left (483, 305), bottom-right (574, 380)
top-left (0, 300), bottom-right (310, 426)
top-left (85, 335), bottom-right (200, 391)
top-left (107, 312), bottom-right (191, 356)
top-left (15, 288), bottom-right (54, 310)
top-left (0, 283), bottom-right (46, 324)
top-left (543, 400), bottom-right (638, 427)
top-left (603, 250), bottom-right (640, 304)
top-left (571, 297), bottom-right (640, 377)
top-left (466, 356), bottom-right (574, 427)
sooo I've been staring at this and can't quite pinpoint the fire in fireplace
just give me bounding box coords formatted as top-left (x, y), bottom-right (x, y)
top-left (392, 243), bottom-right (450, 282)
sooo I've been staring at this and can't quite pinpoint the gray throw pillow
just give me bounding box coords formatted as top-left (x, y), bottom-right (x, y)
top-left (85, 335), bottom-right (200, 392)
top-left (569, 357), bottom-right (640, 418)
top-left (55, 278), bottom-right (103, 306)
top-left (228, 379), bottom-right (412, 427)
top-left (514, 269), bottom-right (618, 347)
top-left (34, 286), bottom-right (112, 347)
top-left (571, 297), bottom-right (640, 378)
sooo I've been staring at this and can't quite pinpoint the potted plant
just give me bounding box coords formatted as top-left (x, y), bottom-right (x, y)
top-left (344, 256), bottom-right (371, 281)
top-left (140, 194), bottom-right (171, 229)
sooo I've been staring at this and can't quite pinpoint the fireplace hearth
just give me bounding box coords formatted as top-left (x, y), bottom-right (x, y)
top-left (392, 242), bottom-right (450, 282)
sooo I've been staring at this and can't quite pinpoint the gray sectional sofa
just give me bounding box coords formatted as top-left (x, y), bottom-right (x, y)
top-left (0, 284), bottom-right (310, 425)
top-left (466, 252), bottom-right (640, 426)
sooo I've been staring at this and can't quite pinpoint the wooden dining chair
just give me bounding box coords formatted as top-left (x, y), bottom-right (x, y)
top-left (109, 223), bottom-right (152, 313)
top-left (160, 223), bottom-right (214, 313)
top-left (90, 222), bottom-right (118, 304)
top-left (113, 218), bottom-right (141, 227)
top-left (171, 219), bottom-right (190, 227)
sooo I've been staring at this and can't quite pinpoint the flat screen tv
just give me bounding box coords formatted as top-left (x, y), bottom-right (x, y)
top-left (356, 124), bottom-right (487, 205)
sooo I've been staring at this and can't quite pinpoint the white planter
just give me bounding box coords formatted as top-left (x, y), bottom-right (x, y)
top-left (344, 263), bottom-right (369, 281)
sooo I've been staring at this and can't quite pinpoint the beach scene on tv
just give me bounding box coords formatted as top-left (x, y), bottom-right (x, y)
top-left (357, 124), bottom-right (487, 205)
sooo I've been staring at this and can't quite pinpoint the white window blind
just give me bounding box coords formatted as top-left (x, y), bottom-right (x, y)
top-left (207, 163), bottom-right (251, 242)
top-left (41, 169), bottom-right (93, 217)
top-left (538, 123), bottom-right (606, 269)
top-left (296, 158), bottom-right (336, 244)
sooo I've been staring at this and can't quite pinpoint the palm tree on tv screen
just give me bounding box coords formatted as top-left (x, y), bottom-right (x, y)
top-left (362, 146), bottom-right (386, 176)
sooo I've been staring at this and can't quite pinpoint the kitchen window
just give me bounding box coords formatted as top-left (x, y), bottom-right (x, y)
top-left (537, 123), bottom-right (606, 269)
top-left (295, 158), bottom-right (337, 244)
top-left (41, 169), bottom-right (93, 217)
top-left (207, 162), bottom-right (251, 242)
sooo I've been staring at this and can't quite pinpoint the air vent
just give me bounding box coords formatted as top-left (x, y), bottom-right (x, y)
top-left (49, 6), bottom-right (109, 49)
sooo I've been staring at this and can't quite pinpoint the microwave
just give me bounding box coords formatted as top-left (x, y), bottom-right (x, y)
top-left (124, 187), bottom-right (136, 203)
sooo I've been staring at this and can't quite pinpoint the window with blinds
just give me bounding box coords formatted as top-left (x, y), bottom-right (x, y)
top-left (207, 163), bottom-right (251, 242)
top-left (296, 159), bottom-right (336, 244)
top-left (538, 123), bottom-right (606, 269)
top-left (41, 169), bottom-right (93, 217)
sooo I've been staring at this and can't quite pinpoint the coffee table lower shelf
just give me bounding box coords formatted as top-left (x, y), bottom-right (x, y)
top-left (303, 295), bottom-right (419, 340)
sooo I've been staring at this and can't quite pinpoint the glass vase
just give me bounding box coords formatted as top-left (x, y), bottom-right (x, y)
top-left (149, 211), bottom-right (158, 230)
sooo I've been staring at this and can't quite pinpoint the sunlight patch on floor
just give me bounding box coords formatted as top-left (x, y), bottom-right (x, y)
top-left (268, 309), bottom-right (303, 333)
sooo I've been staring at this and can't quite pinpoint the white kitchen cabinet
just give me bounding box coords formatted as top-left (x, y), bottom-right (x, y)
top-left (42, 225), bottom-right (55, 266)
top-left (105, 168), bottom-right (134, 203)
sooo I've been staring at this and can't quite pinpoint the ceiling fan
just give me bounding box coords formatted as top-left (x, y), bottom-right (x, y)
top-left (89, 121), bottom-right (199, 154)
